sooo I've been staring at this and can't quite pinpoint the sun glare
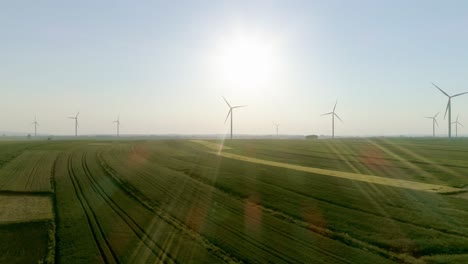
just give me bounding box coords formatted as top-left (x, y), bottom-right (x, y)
top-left (212, 33), bottom-right (278, 91)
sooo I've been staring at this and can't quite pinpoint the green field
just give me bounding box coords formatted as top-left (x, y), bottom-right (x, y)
top-left (1, 138), bottom-right (468, 263)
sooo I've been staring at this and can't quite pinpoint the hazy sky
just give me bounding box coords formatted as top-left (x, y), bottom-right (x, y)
top-left (2, 1), bottom-right (468, 136)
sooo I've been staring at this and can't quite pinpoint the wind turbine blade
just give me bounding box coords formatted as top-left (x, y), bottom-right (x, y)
top-left (68, 117), bottom-right (75, 119)
top-left (321, 112), bottom-right (333, 116)
top-left (334, 113), bottom-right (343, 122)
top-left (457, 114), bottom-right (459, 122)
top-left (424, 117), bottom-right (433, 119)
top-left (432, 83), bottom-right (449, 97)
top-left (444, 100), bottom-right (450, 119)
top-left (76, 112), bottom-right (80, 118)
top-left (434, 112), bottom-right (439, 118)
top-left (224, 109), bottom-right (232, 123)
top-left (333, 100), bottom-right (337, 112)
top-left (434, 119), bottom-right (439, 127)
top-left (232, 105), bottom-right (247, 109)
top-left (452, 91), bottom-right (468, 98)
top-left (222, 97), bottom-right (231, 108)
top-left (459, 122), bottom-right (464, 127)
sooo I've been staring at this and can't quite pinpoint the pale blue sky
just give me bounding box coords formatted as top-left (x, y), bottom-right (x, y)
top-left (1, 1), bottom-right (468, 136)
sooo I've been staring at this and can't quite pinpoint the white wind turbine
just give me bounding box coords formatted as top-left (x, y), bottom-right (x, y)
top-left (321, 100), bottom-right (343, 139)
top-left (274, 123), bottom-right (280, 137)
top-left (68, 112), bottom-right (79, 136)
top-left (452, 115), bottom-right (464, 137)
top-left (32, 116), bottom-right (39, 137)
top-left (113, 115), bottom-right (120, 137)
top-left (432, 83), bottom-right (468, 138)
top-left (424, 112), bottom-right (439, 137)
top-left (223, 97), bottom-right (247, 140)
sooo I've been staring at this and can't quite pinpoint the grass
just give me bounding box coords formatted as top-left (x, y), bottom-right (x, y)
top-left (1, 138), bottom-right (468, 263)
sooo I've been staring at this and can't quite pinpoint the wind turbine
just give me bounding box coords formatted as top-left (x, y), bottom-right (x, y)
top-left (32, 116), bottom-right (39, 137)
top-left (452, 115), bottom-right (464, 137)
top-left (274, 123), bottom-right (280, 137)
top-left (432, 83), bottom-right (468, 138)
top-left (321, 100), bottom-right (343, 139)
top-left (68, 112), bottom-right (79, 136)
top-left (424, 112), bottom-right (439, 137)
top-left (113, 115), bottom-right (120, 137)
top-left (223, 97), bottom-right (247, 139)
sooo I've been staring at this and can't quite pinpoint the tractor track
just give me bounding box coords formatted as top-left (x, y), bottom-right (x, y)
top-left (80, 151), bottom-right (177, 264)
top-left (99, 149), bottom-right (356, 264)
top-left (24, 154), bottom-right (44, 191)
top-left (96, 150), bottom-right (243, 264)
top-left (66, 152), bottom-right (120, 264)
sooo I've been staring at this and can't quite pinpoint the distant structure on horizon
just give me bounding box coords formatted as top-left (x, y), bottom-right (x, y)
top-left (433, 83), bottom-right (468, 138)
top-left (113, 115), bottom-right (120, 137)
top-left (223, 97), bottom-right (247, 140)
top-left (321, 100), bottom-right (343, 139)
top-left (451, 114), bottom-right (464, 137)
top-left (32, 116), bottom-right (39, 137)
top-left (425, 112), bottom-right (439, 137)
top-left (68, 112), bottom-right (79, 136)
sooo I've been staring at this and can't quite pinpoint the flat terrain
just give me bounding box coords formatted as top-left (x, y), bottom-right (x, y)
top-left (0, 150), bottom-right (58, 193)
top-left (0, 138), bottom-right (468, 263)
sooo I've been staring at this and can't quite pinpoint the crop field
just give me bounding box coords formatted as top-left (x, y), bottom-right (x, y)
top-left (0, 138), bottom-right (468, 263)
top-left (0, 150), bottom-right (58, 193)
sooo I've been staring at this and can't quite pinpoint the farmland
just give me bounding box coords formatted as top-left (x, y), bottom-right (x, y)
top-left (0, 139), bottom-right (468, 263)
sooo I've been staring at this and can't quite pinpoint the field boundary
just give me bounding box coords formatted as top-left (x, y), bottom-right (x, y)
top-left (191, 140), bottom-right (464, 194)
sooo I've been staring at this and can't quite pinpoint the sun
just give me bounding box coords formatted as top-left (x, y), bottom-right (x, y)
top-left (211, 33), bottom-right (278, 91)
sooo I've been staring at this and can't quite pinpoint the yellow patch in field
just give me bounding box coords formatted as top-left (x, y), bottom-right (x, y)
top-left (190, 140), bottom-right (232, 152)
top-left (0, 195), bottom-right (53, 224)
top-left (192, 140), bottom-right (463, 194)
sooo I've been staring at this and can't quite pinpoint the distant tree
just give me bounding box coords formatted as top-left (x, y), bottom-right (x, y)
top-left (27, 134), bottom-right (31, 139)
top-left (305, 135), bottom-right (318, 140)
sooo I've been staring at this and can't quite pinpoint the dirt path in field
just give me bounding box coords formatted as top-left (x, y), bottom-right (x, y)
top-left (191, 140), bottom-right (463, 194)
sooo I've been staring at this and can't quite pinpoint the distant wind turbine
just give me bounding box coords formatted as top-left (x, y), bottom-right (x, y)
top-left (432, 83), bottom-right (468, 138)
top-left (68, 112), bottom-right (79, 136)
top-left (274, 123), bottom-right (280, 137)
top-left (451, 115), bottom-right (464, 137)
top-left (223, 97), bottom-right (247, 139)
top-left (321, 100), bottom-right (343, 139)
top-left (113, 115), bottom-right (120, 137)
top-left (32, 116), bottom-right (39, 137)
top-left (424, 112), bottom-right (439, 137)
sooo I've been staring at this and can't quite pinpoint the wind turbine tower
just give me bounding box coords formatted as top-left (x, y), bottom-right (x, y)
top-left (432, 83), bottom-right (468, 138)
top-left (68, 112), bottom-right (79, 136)
top-left (321, 100), bottom-right (343, 139)
top-left (424, 112), bottom-right (439, 137)
top-left (223, 97), bottom-right (247, 140)
top-left (274, 123), bottom-right (279, 137)
top-left (32, 116), bottom-right (39, 137)
top-left (113, 115), bottom-right (120, 137)
top-left (452, 115), bottom-right (464, 137)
